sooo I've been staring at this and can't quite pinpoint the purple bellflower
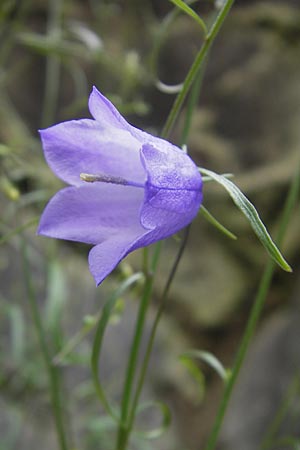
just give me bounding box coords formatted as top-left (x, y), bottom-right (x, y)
top-left (38, 87), bottom-right (203, 285)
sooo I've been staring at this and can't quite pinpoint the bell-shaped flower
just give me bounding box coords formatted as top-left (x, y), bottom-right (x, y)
top-left (38, 87), bottom-right (203, 285)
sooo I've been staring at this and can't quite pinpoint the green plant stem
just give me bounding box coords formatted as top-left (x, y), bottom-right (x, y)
top-left (126, 228), bottom-right (191, 435)
top-left (204, 166), bottom-right (300, 450)
top-left (115, 274), bottom-right (154, 450)
top-left (180, 61), bottom-right (205, 147)
top-left (115, 229), bottom-right (190, 450)
top-left (162, 0), bottom-right (235, 138)
top-left (115, 239), bottom-right (164, 449)
top-left (22, 241), bottom-right (68, 450)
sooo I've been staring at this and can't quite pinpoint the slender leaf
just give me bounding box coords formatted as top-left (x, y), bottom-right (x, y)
top-left (169, 0), bottom-right (207, 35)
top-left (200, 168), bottom-right (292, 272)
top-left (181, 349), bottom-right (228, 382)
top-left (202, 173), bottom-right (233, 183)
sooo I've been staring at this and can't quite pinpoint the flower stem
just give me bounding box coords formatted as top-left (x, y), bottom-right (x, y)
top-left (22, 241), bottom-right (69, 450)
top-left (204, 166), bottom-right (299, 450)
top-left (115, 274), bottom-right (154, 450)
top-left (179, 59), bottom-right (205, 147)
top-left (126, 228), bottom-right (191, 435)
top-left (115, 230), bottom-right (190, 450)
top-left (161, 0), bottom-right (235, 139)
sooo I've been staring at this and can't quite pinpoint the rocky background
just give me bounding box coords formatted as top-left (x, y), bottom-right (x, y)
top-left (0, 1), bottom-right (300, 449)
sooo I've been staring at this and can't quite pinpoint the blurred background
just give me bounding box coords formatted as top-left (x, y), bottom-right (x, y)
top-left (0, 0), bottom-right (300, 449)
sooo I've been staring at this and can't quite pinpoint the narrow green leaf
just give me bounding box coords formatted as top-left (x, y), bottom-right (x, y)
top-left (202, 173), bottom-right (233, 183)
top-left (134, 401), bottom-right (172, 440)
top-left (182, 349), bottom-right (228, 381)
top-left (169, 0), bottom-right (207, 35)
top-left (200, 205), bottom-right (237, 240)
top-left (200, 168), bottom-right (292, 272)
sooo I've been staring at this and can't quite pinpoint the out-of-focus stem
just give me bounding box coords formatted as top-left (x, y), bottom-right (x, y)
top-left (22, 241), bottom-right (69, 450)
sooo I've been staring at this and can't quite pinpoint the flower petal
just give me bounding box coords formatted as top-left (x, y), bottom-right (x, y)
top-left (38, 184), bottom-right (146, 245)
top-left (40, 119), bottom-right (145, 187)
top-left (89, 87), bottom-right (181, 150)
top-left (88, 233), bottom-right (145, 285)
top-left (141, 143), bottom-right (202, 191)
top-left (141, 186), bottom-right (202, 234)
top-left (88, 86), bottom-right (131, 129)
top-left (140, 143), bottom-right (203, 233)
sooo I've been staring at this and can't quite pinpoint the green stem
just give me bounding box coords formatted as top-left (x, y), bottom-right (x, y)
top-left (22, 241), bottom-right (68, 450)
top-left (126, 228), bottom-right (191, 435)
top-left (162, 0), bottom-right (235, 139)
top-left (180, 60), bottom-right (205, 147)
top-left (200, 205), bottom-right (237, 240)
top-left (115, 274), bottom-right (154, 450)
top-left (204, 166), bottom-right (300, 450)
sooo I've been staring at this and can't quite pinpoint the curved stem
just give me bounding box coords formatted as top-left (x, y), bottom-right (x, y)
top-left (204, 166), bottom-right (299, 450)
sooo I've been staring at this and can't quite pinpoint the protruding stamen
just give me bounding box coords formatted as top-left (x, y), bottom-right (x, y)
top-left (80, 172), bottom-right (144, 188)
top-left (80, 172), bottom-right (129, 185)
